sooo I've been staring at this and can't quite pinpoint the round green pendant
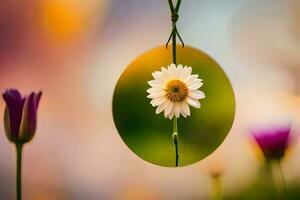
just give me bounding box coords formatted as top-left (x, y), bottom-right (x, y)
top-left (113, 46), bottom-right (235, 167)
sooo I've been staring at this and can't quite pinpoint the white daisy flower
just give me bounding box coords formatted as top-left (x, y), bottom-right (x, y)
top-left (147, 64), bottom-right (205, 119)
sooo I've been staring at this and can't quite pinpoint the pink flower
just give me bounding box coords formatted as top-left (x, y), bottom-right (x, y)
top-left (252, 126), bottom-right (291, 161)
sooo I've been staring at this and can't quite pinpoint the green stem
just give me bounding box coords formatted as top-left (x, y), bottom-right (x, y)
top-left (16, 143), bottom-right (23, 200)
top-left (173, 118), bottom-right (179, 167)
top-left (212, 175), bottom-right (222, 200)
top-left (173, 116), bottom-right (178, 133)
top-left (271, 159), bottom-right (286, 199)
top-left (277, 159), bottom-right (286, 193)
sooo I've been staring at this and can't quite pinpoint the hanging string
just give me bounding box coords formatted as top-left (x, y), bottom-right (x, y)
top-left (166, 0), bottom-right (185, 58)
top-left (166, 0), bottom-right (184, 167)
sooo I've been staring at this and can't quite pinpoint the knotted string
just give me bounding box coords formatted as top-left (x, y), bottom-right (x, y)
top-left (166, 0), bottom-right (184, 50)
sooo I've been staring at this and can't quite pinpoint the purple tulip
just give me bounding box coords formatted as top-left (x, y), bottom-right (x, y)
top-left (3, 89), bottom-right (42, 144)
top-left (252, 126), bottom-right (291, 161)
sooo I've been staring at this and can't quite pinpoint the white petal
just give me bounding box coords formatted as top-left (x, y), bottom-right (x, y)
top-left (148, 80), bottom-right (164, 88)
top-left (152, 71), bottom-right (160, 79)
top-left (147, 91), bottom-right (165, 99)
top-left (169, 64), bottom-right (176, 71)
top-left (151, 96), bottom-right (166, 106)
top-left (155, 70), bottom-right (170, 82)
top-left (184, 74), bottom-right (198, 84)
top-left (167, 64), bottom-right (177, 77)
top-left (159, 68), bottom-right (169, 82)
top-left (176, 64), bottom-right (183, 77)
top-left (168, 108), bottom-right (175, 119)
top-left (180, 102), bottom-right (190, 117)
top-left (186, 97), bottom-right (201, 108)
top-left (161, 67), bottom-right (168, 73)
top-left (181, 66), bottom-right (192, 80)
top-left (185, 66), bottom-right (192, 76)
top-left (188, 81), bottom-right (203, 90)
top-left (155, 99), bottom-right (169, 114)
top-left (161, 67), bottom-right (170, 79)
top-left (174, 102), bottom-right (181, 118)
top-left (164, 101), bottom-right (173, 118)
top-left (189, 90), bottom-right (205, 99)
top-left (146, 87), bottom-right (162, 94)
top-left (181, 112), bottom-right (187, 118)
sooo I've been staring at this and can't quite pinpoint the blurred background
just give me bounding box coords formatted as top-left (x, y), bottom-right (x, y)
top-left (0, 0), bottom-right (300, 199)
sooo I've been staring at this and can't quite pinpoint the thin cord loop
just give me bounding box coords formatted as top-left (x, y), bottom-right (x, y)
top-left (166, 0), bottom-right (184, 48)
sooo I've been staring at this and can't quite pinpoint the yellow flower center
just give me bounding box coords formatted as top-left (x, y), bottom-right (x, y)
top-left (165, 79), bottom-right (188, 102)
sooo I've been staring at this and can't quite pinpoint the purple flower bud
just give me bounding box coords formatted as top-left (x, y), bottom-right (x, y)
top-left (252, 126), bottom-right (291, 161)
top-left (3, 89), bottom-right (42, 143)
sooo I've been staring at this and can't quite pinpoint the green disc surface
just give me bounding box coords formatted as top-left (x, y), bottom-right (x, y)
top-left (113, 46), bottom-right (235, 167)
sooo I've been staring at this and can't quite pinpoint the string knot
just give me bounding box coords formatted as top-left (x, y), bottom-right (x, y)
top-left (166, 0), bottom-right (184, 49)
top-left (171, 13), bottom-right (179, 23)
